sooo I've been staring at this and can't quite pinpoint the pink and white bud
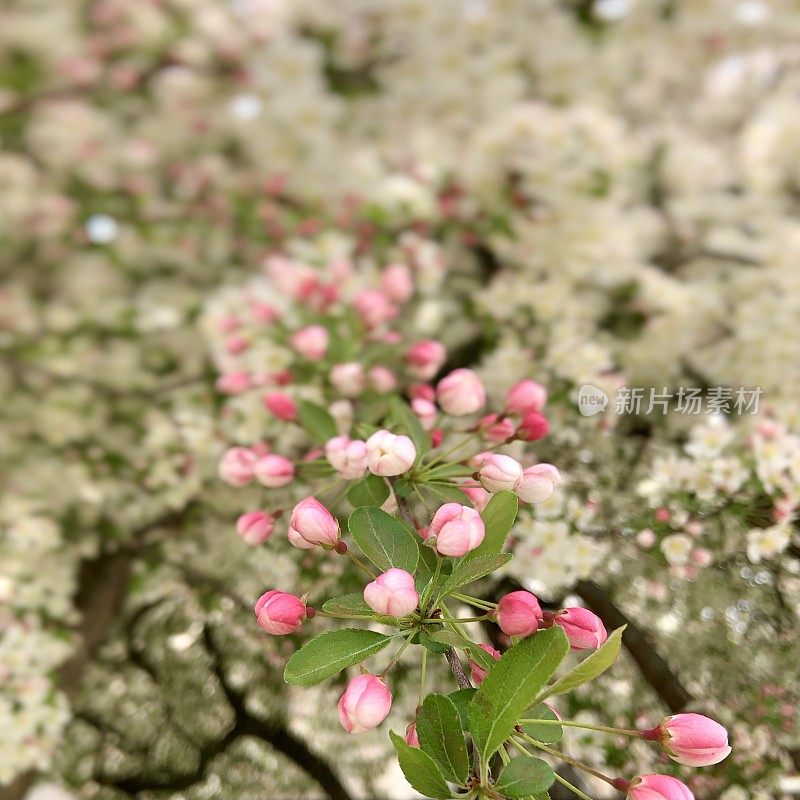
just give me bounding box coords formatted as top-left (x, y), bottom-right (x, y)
top-left (363, 568), bottom-right (419, 617)
top-left (365, 430), bottom-right (417, 476)
top-left (226, 335), bottom-right (249, 355)
top-left (337, 674), bottom-right (393, 734)
top-left (636, 528), bottom-right (657, 548)
top-left (461, 486), bottom-right (491, 513)
top-left (325, 436), bottom-right (369, 480)
top-left (411, 383), bottom-right (436, 402)
top-left (654, 713), bottom-right (731, 767)
top-left (496, 591), bottom-right (543, 637)
top-left (217, 371), bottom-right (252, 395)
top-left (469, 643), bottom-right (501, 685)
top-left (218, 447), bottom-right (258, 486)
top-left (368, 366), bottom-right (397, 394)
top-left (291, 325), bottom-right (329, 360)
top-left (478, 454), bottom-right (523, 493)
top-left (436, 369), bottom-right (486, 416)
top-left (381, 263), bottom-right (415, 303)
top-left (691, 548), bottom-right (713, 568)
top-left (236, 511), bottom-right (276, 545)
top-left (406, 340), bottom-right (447, 380)
top-left (516, 464), bottom-right (561, 504)
top-left (429, 503), bottom-right (485, 557)
top-left (412, 398), bottom-right (437, 430)
top-left (288, 497), bottom-right (340, 548)
top-left (479, 414), bottom-right (515, 443)
top-left (516, 412), bottom-right (550, 442)
top-left (404, 721), bottom-right (420, 747)
top-left (263, 392), bottom-right (297, 421)
top-left (254, 454), bottom-right (295, 488)
top-left (505, 379), bottom-right (548, 415)
top-left (627, 775), bottom-right (694, 800)
top-left (329, 399), bottom-right (354, 433)
top-left (353, 289), bottom-right (398, 329)
top-left (330, 362), bottom-right (366, 397)
top-left (254, 590), bottom-right (307, 635)
top-left (554, 607), bottom-right (608, 650)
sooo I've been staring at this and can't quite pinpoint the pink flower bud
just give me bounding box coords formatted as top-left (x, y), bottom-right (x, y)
top-left (404, 721), bottom-right (420, 747)
top-left (217, 371), bottom-right (252, 395)
top-left (365, 430), bottom-right (417, 476)
top-left (461, 486), bottom-right (491, 513)
top-left (330, 362), bottom-right (366, 397)
top-left (478, 454), bottom-right (523, 493)
top-left (288, 497), bottom-right (340, 548)
top-left (291, 325), bottom-right (329, 360)
top-left (412, 397), bottom-right (437, 430)
top-left (254, 454), bottom-right (295, 488)
top-left (337, 674), bottom-right (393, 734)
top-left (368, 365), bottom-right (397, 394)
top-left (496, 591), bottom-right (543, 637)
top-left (254, 590), bottom-right (307, 635)
top-left (691, 548), bottom-right (713, 568)
top-left (655, 506), bottom-right (671, 523)
top-left (325, 436), bottom-right (369, 479)
top-left (429, 503), bottom-right (485, 557)
top-left (263, 392), bottom-right (297, 421)
top-left (236, 511), bottom-right (275, 545)
top-left (479, 414), bottom-right (515, 443)
top-left (381, 263), bottom-right (415, 303)
top-left (636, 528), bottom-right (657, 548)
top-left (469, 643), bottom-right (501, 685)
top-left (407, 340), bottom-right (447, 380)
top-left (655, 713), bottom-right (731, 767)
top-left (354, 289), bottom-right (398, 329)
top-left (516, 412), bottom-right (550, 442)
top-left (436, 369), bottom-right (486, 416)
top-left (554, 607), bottom-right (608, 650)
top-left (226, 335), bottom-right (249, 355)
top-left (411, 383), bottom-right (436, 402)
top-left (627, 775), bottom-right (694, 800)
top-left (287, 526), bottom-right (316, 550)
top-left (363, 568), bottom-right (419, 617)
top-left (516, 463), bottom-right (561, 504)
top-left (218, 447), bottom-right (258, 486)
top-left (505, 379), bottom-right (548, 415)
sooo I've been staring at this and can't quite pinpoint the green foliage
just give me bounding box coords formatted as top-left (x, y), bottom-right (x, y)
top-left (468, 628), bottom-right (569, 762)
top-left (348, 507), bottom-right (420, 573)
top-left (388, 396), bottom-right (430, 456)
top-left (463, 490), bottom-right (518, 562)
top-left (284, 629), bottom-right (392, 685)
top-left (538, 626), bottom-right (625, 701)
top-left (522, 704), bottom-right (563, 743)
top-left (416, 693), bottom-right (470, 784)
top-left (321, 594), bottom-right (399, 624)
top-left (347, 473), bottom-right (390, 508)
top-left (495, 757), bottom-right (555, 798)
top-left (438, 552), bottom-right (513, 598)
top-left (296, 400), bottom-right (337, 443)
top-left (390, 731), bottom-right (453, 798)
top-left (448, 688), bottom-right (476, 728)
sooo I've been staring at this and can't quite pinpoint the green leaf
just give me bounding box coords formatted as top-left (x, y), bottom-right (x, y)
top-left (463, 490), bottom-right (518, 562)
top-left (296, 400), bottom-right (337, 443)
top-left (420, 481), bottom-right (471, 506)
top-left (424, 463), bottom-right (476, 481)
top-left (539, 625), bottom-right (625, 701)
top-left (417, 694), bottom-right (470, 784)
top-left (347, 473), bottom-right (390, 508)
top-left (348, 507), bottom-right (419, 573)
top-left (389, 396), bottom-right (430, 456)
top-left (320, 594), bottom-right (399, 625)
top-left (428, 629), bottom-right (465, 648)
top-left (283, 629), bottom-right (392, 686)
top-left (418, 630), bottom-right (449, 654)
top-left (390, 731), bottom-right (452, 798)
top-left (468, 627), bottom-right (569, 762)
top-left (448, 688), bottom-right (476, 728)
top-left (522, 703), bottom-right (563, 743)
top-left (438, 553), bottom-right (512, 598)
top-left (496, 757), bottom-right (555, 798)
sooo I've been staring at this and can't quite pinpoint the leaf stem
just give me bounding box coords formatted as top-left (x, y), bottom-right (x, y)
top-left (420, 557), bottom-right (443, 612)
top-left (381, 635), bottom-right (413, 677)
top-left (419, 649), bottom-right (427, 706)
top-left (424, 615), bottom-right (489, 625)
top-left (518, 719), bottom-right (643, 738)
top-left (552, 771), bottom-right (596, 800)
top-left (514, 734), bottom-right (618, 788)
top-left (452, 593), bottom-right (497, 610)
top-left (344, 549), bottom-right (376, 578)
